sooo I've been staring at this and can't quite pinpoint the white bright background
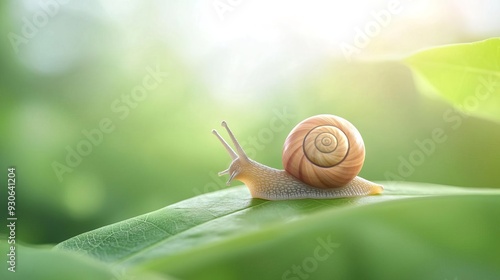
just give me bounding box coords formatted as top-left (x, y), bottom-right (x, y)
top-left (12, 0), bottom-right (500, 102)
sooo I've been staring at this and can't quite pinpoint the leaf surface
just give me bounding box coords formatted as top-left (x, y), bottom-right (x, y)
top-left (55, 182), bottom-right (500, 280)
top-left (405, 38), bottom-right (500, 122)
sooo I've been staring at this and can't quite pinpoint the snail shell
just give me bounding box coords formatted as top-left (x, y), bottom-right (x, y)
top-left (282, 114), bottom-right (365, 189)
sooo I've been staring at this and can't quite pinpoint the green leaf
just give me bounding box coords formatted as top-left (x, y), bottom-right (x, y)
top-left (55, 183), bottom-right (500, 280)
top-left (0, 242), bottom-right (115, 280)
top-left (0, 242), bottom-right (176, 280)
top-left (405, 38), bottom-right (500, 123)
top-left (145, 194), bottom-right (500, 280)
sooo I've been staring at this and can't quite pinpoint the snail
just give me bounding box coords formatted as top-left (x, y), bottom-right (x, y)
top-left (212, 114), bottom-right (383, 200)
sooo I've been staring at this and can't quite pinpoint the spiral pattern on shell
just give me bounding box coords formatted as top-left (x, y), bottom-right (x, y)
top-left (282, 114), bottom-right (365, 189)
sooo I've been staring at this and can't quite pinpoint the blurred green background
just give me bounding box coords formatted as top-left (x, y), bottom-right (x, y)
top-left (1, 0), bottom-right (499, 245)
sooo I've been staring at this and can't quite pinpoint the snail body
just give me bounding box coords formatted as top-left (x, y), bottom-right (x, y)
top-left (212, 114), bottom-right (383, 200)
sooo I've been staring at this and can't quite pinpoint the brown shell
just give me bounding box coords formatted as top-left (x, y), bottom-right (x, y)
top-left (282, 114), bottom-right (365, 189)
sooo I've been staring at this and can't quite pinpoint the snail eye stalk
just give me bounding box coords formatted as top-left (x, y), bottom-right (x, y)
top-left (220, 121), bottom-right (249, 160)
top-left (212, 128), bottom-right (237, 160)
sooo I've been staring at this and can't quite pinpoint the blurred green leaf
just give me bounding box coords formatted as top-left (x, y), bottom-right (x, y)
top-left (56, 183), bottom-right (500, 280)
top-left (0, 242), bottom-right (114, 280)
top-left (405, 38), bottom-right (500, 123)
top-left (0, 241), bottom-right (175, 280)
